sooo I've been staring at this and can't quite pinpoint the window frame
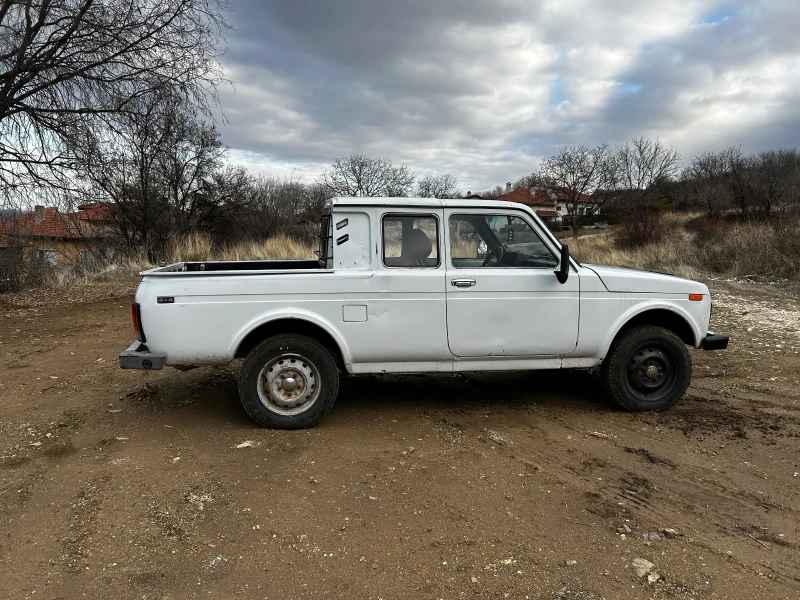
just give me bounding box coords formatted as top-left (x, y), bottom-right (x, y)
top-left (37, 248), bottom-right (59, 266)
top-left (448, 211), bottom-right (558, 270)
top-left (381, 212), bottom-right (441, 269)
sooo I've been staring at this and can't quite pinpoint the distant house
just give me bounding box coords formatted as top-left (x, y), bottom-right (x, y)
top-left (496, 183), bottom-right (602, 225)
top-left (0, 203), bottom-right (114, 266)
top-left (463, 191), bottom-right (484, 200)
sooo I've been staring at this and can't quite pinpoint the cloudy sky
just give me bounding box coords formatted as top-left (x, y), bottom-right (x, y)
top-left (217, 0), bottom-right (800, 192)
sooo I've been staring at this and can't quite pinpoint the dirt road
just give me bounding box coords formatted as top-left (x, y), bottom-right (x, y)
top-left (1, 279), bottom-right (799, 599)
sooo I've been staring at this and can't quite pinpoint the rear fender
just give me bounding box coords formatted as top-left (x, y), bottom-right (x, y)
top-left (230, 309), bottom-right (353, 366)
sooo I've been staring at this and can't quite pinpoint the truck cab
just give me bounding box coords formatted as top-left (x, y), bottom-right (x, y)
top-left (121, 197), bottom-right (728, 429)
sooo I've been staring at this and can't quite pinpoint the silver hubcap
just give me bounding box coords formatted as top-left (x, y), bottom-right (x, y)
top-left (257, 353), bottom-right (320, 416)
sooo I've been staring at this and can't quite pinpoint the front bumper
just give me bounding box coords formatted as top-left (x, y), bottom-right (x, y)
top-left (119, 341), bottom-right (166, 370)
top-left (701, 331), bottom-right (729, 351)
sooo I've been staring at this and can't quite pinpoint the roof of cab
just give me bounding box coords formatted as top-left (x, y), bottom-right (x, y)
top-left (328, 196), bottom-right (529, 211)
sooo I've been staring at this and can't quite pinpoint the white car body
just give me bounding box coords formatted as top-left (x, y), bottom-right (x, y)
top-left (122, 197), bottom-right (720, 375)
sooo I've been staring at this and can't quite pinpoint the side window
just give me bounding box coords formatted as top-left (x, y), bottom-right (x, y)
top-left (37, 249), bottom-right (59, 266)
top-left (382, 215), bottom-right (439, 268)
top-left (449, 214), bottom-right (557, 268)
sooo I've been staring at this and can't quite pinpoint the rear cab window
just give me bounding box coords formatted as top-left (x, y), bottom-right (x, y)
top-left (382, 214), bottom-right (440, 268)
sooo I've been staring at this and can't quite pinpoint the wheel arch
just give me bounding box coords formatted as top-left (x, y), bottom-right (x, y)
top-left (233, 316), bottom-right (349, 371)
top-left (603, 306), bottom-right (700, 357)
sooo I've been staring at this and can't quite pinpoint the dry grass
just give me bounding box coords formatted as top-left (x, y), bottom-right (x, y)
top-left (570, 212), bottom-right (800, 281)
top-left (30, 233), bottom-right (316, 291)
top-left (9, 214), bottom-right (800, 293)
top-left (167, 232), bottom-right (315, 263)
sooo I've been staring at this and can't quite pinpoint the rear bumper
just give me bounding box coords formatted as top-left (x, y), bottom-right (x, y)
top-left (701, 331), bottom-right (729, 351)
top-left (119, 341), bottom-right (166, 370)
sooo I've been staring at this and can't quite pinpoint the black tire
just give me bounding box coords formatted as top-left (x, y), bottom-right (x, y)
top-left (601, 325), bottom-right (691, 412)
top-left (238, 334), bottom-right (339, 429)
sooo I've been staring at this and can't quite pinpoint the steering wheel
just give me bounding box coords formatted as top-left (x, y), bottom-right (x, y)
top-left (482, 245), bottom-right (505, 267)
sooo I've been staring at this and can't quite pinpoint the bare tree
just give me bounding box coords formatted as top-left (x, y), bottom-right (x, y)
top-left (0, 0), bottom-right (229, 200)
top-left (719, 146), bottom-right (752, 217)
top-left (83, 89), bottom-right (227, 262)
top-left (415, 173), bottom-right (459, 199)
top-left (513, 172), bottom-right (546, 191)
top-left (614, 137), bottom-right (681, 211)
top-left (222, 175), bottom-right (329, 244)
top-left (318, 154), bottom-right (415, 197)
top-left (749, 149), bottom-right (800, 218)
top-left (685, 151), bottom-right (727, 217)
top-left (475, 184), bottom-right (506, 199)
top-left (539, 144), bottom-right (614, 239)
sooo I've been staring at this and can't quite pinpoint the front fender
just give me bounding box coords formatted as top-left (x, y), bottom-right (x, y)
top-left (600, 301), bottom-right (704, 358)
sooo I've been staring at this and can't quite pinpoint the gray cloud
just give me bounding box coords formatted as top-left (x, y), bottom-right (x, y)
top-left (217, 0), bottom-right (800, 190)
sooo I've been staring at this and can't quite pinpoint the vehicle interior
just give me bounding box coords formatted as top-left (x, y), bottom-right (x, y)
top-left (449, 214), bottom-right (558, 269)
top-left (383, 215), bottom-right (439, 267)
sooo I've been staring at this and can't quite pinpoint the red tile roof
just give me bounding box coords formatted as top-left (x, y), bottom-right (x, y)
top-left (551, 187), bottom-right (598, 204)
top-left (498, 187), bottom-right (601, 207)
top-left (0, 234), bottom-right (30, 248)
top-left (75, 202), bottom-right (115, 221)
top-left (497, 188), bottom-right (557, 207)
top-left (536, 210), bottom-right (559, 217)
top-left (0, 207), bottom-right (108, 239)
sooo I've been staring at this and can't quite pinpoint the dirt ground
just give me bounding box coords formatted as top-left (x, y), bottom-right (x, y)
top-left (1, 277), bottom-right (799, 600)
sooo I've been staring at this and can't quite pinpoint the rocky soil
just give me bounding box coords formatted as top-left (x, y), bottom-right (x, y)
top-left (1, 278), bottom-right (798, 599)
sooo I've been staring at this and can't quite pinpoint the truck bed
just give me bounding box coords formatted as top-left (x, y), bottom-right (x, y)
top-left (144, 259), bottom-right (328, 275)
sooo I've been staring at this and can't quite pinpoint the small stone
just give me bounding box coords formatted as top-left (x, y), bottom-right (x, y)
top-left (371, 562), bottom-right (378, 570)
top-left (662, 528), bottom-right (683, 537)
top-left (632, 557), bottom-right (655, 578)
top-left (565, 560), bottom-right (577, 566)
top-left (647, 572), bottom-right (661, 584)
top-left (623, 524), bottom-right (632, 533)
top-left (645, 532), bottom-right (665, 542)
top-left (471, 576), bottom-right (478, 583)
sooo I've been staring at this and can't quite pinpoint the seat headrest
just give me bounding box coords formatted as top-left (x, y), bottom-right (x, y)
top-left (404, 228), bottom-right (432, 263)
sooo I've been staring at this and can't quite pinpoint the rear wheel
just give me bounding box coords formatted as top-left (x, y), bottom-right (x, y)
top-left (601, 325), bottom-right (691, 412)
top-left (238, 334), bottom-right (339, 429)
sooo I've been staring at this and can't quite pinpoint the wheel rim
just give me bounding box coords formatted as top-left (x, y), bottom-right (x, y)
top-left (257, 353), bottom-right (321, 416)
top-left (624, 342), bottom-right (678, 402)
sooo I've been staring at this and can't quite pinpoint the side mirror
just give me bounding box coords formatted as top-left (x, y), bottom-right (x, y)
top-left (555, 244), bottom-right (569, 284)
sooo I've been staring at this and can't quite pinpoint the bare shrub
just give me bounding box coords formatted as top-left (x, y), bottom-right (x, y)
top-left (614, 211), bottom-right (666, 249)
top-left (683, 215), bottom-right (734, 238)
top-left (696, 217), bottom-right (800, 280)
top-left (573, 212), bottom-right (800, 281)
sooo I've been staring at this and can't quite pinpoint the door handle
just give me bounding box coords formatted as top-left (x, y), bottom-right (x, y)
top-left (451, 278), bottom-right (476, 287)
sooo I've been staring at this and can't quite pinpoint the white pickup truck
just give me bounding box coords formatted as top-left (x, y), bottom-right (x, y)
top-left (120, 197), bottom-right (728, 429)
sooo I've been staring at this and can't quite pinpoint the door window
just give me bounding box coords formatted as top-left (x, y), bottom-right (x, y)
top-left (449, 214), bottom-right (557, 268)
top-left (383, 215), bottom-right (439, 267)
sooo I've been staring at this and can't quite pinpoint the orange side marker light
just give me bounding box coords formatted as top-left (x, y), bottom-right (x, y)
top-left (688, 294), bottom-right (703, 301)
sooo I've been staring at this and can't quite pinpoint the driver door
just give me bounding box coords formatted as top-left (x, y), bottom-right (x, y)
top-left (444, 209), bottom-right (579, 357)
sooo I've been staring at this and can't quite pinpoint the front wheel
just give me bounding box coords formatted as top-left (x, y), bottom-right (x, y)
top-left (601, 326), bottom-right (691, 412)
top-left (238, 334), bottom-right (339, 429)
